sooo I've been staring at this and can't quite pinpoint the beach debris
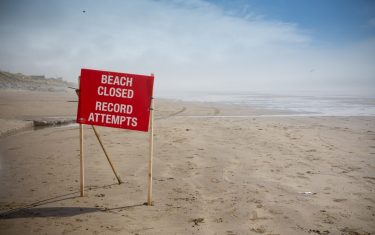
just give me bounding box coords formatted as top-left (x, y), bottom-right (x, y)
top-left (308, 229), bottom-right (330, 234)
top-left (299, 192), bottom-right (317, 195)
top-left (340, 227), bottom-right (369, 235)
top-left (33, 118), bottom-right (75, 127)
top-left (215, 217), bottom-right (223, 223)
top-left (250, 226), bottom-right (266, 233)
top-left (190, 217), bottom-right (204, 226)
top-left (157, 177), bottom-right (174, 182)
top-left (333, 198), bottom-right (347, 202)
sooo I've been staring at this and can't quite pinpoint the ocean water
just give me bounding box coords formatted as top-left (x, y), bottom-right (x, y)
top-left (159, 92), bottom-right (375, 117)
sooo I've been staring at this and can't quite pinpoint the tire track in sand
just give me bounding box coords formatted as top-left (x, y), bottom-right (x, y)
top-left (156, 106), bottom-right (187, 120)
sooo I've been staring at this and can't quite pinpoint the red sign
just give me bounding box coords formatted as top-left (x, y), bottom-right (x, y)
top-left (76, 68), bottom-right (154, 132)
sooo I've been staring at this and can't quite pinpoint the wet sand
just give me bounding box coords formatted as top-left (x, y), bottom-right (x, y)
top-left (0, 90), bottom-right (374, 234)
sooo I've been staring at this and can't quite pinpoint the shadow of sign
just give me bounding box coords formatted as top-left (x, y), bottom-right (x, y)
top-left (0, 183), bottom-right (145, 219)
top-left (0, 207), bottom-right (101, 219)
top-left (0, 204), bottom-right (146, 219)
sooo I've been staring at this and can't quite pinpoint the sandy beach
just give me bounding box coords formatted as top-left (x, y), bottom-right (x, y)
top-left (0, 90), bottom-right (374, 235)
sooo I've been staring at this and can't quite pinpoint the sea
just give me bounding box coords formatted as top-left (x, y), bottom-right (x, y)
top-left (159, 91), bottom-right (375, 117)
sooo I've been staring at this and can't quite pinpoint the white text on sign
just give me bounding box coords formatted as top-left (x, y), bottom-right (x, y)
top-left (97, 75), bottom-right (134, 99)
top-left (88, 73), bottom-right (137, 127)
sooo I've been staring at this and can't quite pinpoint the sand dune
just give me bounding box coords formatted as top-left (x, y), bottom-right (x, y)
top-left (0, 70), bottom-right (74, 92)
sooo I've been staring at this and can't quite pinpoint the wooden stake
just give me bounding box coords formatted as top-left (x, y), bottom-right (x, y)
top-left (80, 123), bottom-right (85, 197)
top-left (147, 96), bottom-right (155, 206)
top-left (92, 125), bottom-right (123, 184)
top-left (78, 75), bottom-right (85, 197)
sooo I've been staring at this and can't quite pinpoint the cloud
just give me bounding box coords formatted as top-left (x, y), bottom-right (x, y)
top-left (0, 0), bottom-right (374, 94)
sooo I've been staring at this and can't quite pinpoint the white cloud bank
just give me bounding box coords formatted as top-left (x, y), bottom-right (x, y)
top-left (0, 0), bottom-right (374, 95)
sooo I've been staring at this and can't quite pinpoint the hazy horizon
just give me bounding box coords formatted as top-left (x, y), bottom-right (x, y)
top-left (0, 0), bottom-right (374, 95)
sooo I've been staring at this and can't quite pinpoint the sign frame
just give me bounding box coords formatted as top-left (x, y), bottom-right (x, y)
top-left (76, 68), bottom-right (155, 206)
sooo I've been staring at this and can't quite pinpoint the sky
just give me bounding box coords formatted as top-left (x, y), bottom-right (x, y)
top-left (0, 0), bottom-right (374, 95)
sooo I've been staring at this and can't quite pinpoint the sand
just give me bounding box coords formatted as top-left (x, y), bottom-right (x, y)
top-left (0, 90), bottom-right (374, 235)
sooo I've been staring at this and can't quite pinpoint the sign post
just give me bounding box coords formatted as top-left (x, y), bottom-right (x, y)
top-left (148, 76), bottom-right (155, 205)
top-left (76, 68), bottom-right (154, 204)
top-left (79, 121), bottom-right (84, 197)
top-left (77, 77), bottom-right (85, 197)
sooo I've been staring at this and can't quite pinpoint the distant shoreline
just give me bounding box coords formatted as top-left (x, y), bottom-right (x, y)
top-left (158, 92), bottom-right (375, 117)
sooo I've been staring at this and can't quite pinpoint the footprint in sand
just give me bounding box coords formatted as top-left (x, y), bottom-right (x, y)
top-left (249, 210), bottom-right (269, 221)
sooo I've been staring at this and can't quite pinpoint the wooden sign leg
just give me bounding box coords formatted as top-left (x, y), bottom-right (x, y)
top-left (91, 125), bottom-right (123, 184)
top-left (147, 98), bottom-right (154, 206)
top-left (80, 124), bottom-right (85, 197)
